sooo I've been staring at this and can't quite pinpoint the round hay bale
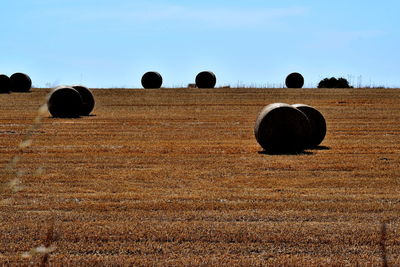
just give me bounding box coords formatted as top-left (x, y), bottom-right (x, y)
top-left (292, 104), bottom-right (326, 148)
top-left (141, 71), bottom-right (163, 89)
top-left (47, 86), bottom-right (83, 118)
top-left (195, 71), bottom-right (216, 88)
top-left (0, 74), bottom-right (11, 94)
top-left (10, 72), bottom-right (32, 92)
top-left (72, 85), bottom-right (95, 116)
top-left (285, 72), bottom-right (304, 88)
top-left (254, 103), bottom-right (311, 153)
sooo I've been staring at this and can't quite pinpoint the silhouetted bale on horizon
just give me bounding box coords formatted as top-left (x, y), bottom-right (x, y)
top-left (72, 85), bottom-right (95, 116)
top-left (47, 86), bottom-right (82, 118)
top-left (254, 103), bottom-right (311, 153)
top-left (195, 71), bottom-right (216, 89)
top-left (0, 74), bottom-right (11, 94)
top-left (285, 72), bottom-right (304, 88)
top-left (10, 72), bottom-right (32, 92)
top-left (141, 72), bottom-right (163, 89)
top-left (292, 104), bottom-right (326, 148)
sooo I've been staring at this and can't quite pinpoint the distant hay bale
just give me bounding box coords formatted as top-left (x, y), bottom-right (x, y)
top-left (195, 71), bottom-right (216, 88)
top-left (141, 72), bottom-right (163, 89)
top-left (72, 85), bottom-right (95, 116)
top-left (285, 72), bottom-right (304, 88)
top-left (47, 86), bottom-right (83, 118)
top-left (254, 103), bottom-right (311, 153)
top-left (292, 104), bottom-right (326, 148)
top-left (10, 72), bottom-right (32, 92)
top-left (188, 83), bottom-right (197, 88)
top-left (0, 74), bottom-right (11, 94)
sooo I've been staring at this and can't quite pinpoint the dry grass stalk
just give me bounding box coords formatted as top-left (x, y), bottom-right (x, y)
top-left (21, 220), bottom-right (57, 266)
top-left (380, 222), bottom-right (388, 267)
top-left (1, 103), bottom-right (47, 200)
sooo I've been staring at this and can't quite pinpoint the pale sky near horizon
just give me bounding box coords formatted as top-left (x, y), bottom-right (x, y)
top-left (1, 0), bottom-right (399, 88)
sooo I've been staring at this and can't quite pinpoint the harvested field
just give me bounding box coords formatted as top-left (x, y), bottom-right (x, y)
top-left (1, 88), bottom-right (400, 266)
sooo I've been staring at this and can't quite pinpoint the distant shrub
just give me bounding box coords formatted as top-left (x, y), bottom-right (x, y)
top-left (318, 77), bottom-right (352, 88)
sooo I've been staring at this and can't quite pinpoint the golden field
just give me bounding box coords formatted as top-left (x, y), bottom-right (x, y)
top-left (0, 88), bottom-right (399, 266)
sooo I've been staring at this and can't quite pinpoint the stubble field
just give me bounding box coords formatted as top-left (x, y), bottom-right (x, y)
top-left (1, 88), bottom-right (399, 266)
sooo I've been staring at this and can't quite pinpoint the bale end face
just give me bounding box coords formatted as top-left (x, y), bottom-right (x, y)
top-left (254, 103), bottom-right (311, 153)
top-left (141, 72), bottom-right (163, 89)
top-left (47, 87), bottom-right (83, 118)
top-left (195, 71), bottom-right (216, 89)
top-left (292, 104), bottom-right (326, 148)
top-left (285, 72), bottom-right (304, 88)
top-left (72, 85), bottom-right (95, 116)
top-left (10, 73), bottom-right (32, 92)
top-left (0, 74), bottom-right (11, 94)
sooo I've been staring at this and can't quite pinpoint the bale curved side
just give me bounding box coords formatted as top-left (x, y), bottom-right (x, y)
top-left (10, 73), bottom-right (32, 92)
top-left (47, 86), bottom-right (83, 118)
top-left (292, 104), bottom-right (326, 148)
top-left (0, 74), bottom-right (11, 94)
top-left (195, 71), bottom-right (216, 89)
top-left (254, 103), bottom-right (311, 153)
top-left (141, 72), bottom-right (163, 89)
top-left (285, 72), bottom-right (304, 88)
top-left (72, 85), bottom-right (95, 116)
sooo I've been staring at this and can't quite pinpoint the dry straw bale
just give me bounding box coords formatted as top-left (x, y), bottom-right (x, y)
top-left (72, 85), bottom-right (95, 116)
top-left (285, 72), bottom-right (304, 88)
top-left (141, 71), bottom-right (163, 89)
top-left (292, 104), bottom-right (326, 148)
top-left (10, 72), bottom-right (32, 92)
top-left (0, 74), bottom-right (11, 94)
top-left (254, 103), bottom-right (311, 153)
top-left (195, 71), bottom-right (217, 89)
top-left (47, 86), bottom-right (83, 118)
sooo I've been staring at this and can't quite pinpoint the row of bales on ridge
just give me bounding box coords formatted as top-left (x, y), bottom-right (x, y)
top-left (141, 71), bottom-right (304, 89)
top-left (141, 71), bottom-right (218, 89)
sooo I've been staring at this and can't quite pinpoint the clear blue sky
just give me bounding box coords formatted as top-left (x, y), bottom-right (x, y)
top-left (1, 0), bottom-right (399, 88)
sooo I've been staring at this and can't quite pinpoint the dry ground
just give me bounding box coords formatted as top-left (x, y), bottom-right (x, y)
top-left (0, 88), bottom-right (399, 266)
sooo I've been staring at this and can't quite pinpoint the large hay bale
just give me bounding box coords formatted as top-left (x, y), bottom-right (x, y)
top-left (10, 72), bottom-right (32, 92)
top-left (292, 104), bottom-right (326, 148)
top-left (254, 103), bottom-right (311, 153)
top-left (195, 71), bottom-right (216, 88)
top-left (47, 86), bottom-right (82, 118)
top-left (141, 71), bottom-right (163, 89)
top-left (0, 74), bottom-right (11, 94)
top-left (72, 85), bottom-right (95, 116)
top-left (285, 72), bottom-right (304, 88)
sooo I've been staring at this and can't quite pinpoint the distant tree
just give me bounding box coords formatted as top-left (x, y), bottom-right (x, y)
top-left (318, 77), bottom-right (352, 88)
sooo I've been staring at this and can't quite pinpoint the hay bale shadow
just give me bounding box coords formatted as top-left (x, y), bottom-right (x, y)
top-left (311, 145), bottom-right (330, 150)
top-left (258, 150), bottom-right (314, 156)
